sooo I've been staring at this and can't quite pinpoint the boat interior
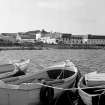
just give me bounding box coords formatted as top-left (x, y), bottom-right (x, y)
top-left (47, 69), bottom-right (75, 79)
top-left (1, 69), bottom-right (75, 85)
top-left (79, 77), bottom-right (105, 95)
top-left (82, 87), bottom-right (105, 95)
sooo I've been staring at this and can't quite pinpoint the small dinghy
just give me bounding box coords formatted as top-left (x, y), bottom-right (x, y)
top-left (10, 59), bottom-right (30, 71)
top-left (78, 71), bottom-right (105, 105)
top-left (0, 59), bottom-right (30, 73)
top-left (0, 59), bottom-right (30, 79)
top-left (0, 60), bottom-right (79, 105)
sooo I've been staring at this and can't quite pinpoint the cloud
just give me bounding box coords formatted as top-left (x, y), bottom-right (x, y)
top-left (36, 0), bottom-right (84, 10)
top-left (0, 0), bottom-right (105, 34)
top-left (37, 1), bottom-right (64, 9)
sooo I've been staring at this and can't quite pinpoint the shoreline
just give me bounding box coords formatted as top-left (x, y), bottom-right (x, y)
top-left (0, 46), bottom-right (104, 50)
top-left (0, 46), bottom-right (48, 50)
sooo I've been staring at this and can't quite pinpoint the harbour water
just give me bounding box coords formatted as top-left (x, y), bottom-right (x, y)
top-left (0, 49), bottom-right (105, 74)
top-left (0, 49), bottom-right (105, 105)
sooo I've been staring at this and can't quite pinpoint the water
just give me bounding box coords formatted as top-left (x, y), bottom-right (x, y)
top-left (0, 49), bottom-right (105, 105)
top-left (0, 49), bottom-right (105, 74)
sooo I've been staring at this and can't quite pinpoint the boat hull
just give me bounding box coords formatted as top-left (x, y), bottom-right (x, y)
top-left (0, 71), bottom-right (17, 79)
top-left (14, 59), bottom-right (30, 71)
top-left (0, 59), bottom-right (78, 105)
top-left (0, 59), bottom-right (30, 79)
top-left (0, 78), bottom-right (77, 105)
top-left (0, 83), bottom-right (41, 105)
top-left (0, 71), bottom-right (78, 105)
top-left (78, 76), bottom-right (105, 105)
top-left (0, 59), bottom-right (30, 74)
top-left (0, 64), bottom-right (15, 73)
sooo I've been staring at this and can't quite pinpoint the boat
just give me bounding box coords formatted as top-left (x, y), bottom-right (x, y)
top-left (0, 60), bottom-right (79, 105)
top-left (0, 59), bottom-right (30, 73)
top-left (0, 62), bottom-right (16, 73)
top-left (0, 59), bottom-right (30, 79)
top-left (10, 59), bottom-right (30, 71)
top-left (78, 71), bottom-right (105, 105)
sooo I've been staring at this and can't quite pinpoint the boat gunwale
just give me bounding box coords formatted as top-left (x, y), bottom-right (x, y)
top-left (0, 81), bottom-right (76, 91)
top-left (40, 61), bottom-right (78, 82)
top-left (78, 76), bottom-right (105, 96)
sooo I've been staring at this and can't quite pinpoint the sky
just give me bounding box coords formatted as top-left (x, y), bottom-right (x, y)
top-left (0, 0), bottom-right (105, 34)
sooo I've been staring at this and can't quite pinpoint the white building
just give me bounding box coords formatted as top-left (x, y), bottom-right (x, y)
top-left (40, 37), bottom-right (57, 44)
top-left (36, 33), bottom-right (41, 40)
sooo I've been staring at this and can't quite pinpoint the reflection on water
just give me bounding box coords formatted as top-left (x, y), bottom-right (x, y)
top-left (0, 49), bottom-right (105, 74)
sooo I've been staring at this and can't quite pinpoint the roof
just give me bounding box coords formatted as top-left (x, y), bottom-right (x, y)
top-left (24, 30), bottom-right (41, 34)
top-left (88, 35), bottom-right (105, 39)
top-left (62, 33), bottom-right (72, 38)
top-left (1, 33), bottom-right (17, 37)
top-left (20, 35), bottom-right (36, 39)
top-left (62, 34), bottom-right (83, 39)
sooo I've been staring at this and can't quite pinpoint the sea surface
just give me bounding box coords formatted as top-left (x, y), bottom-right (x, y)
top-left (0, 49), bottom-right (105, 74)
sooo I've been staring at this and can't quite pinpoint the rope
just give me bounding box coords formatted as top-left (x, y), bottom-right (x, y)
top-left (40, 81), bottom-right (105, 92)
top-left (56, 70), bottom-right (64, 79)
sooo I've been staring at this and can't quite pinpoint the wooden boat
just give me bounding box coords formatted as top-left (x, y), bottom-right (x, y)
top-left (0, 59), bottom-right (30, 79)
top-left (10, 59), bottom-right (30, 71)
top-left (0, 59), bottom-right (30, 73)
top-left (0, 63), bottom-right (15, 73)
top-left (0, 60), bottom-right (79, 105)
top-left (78, 71), bottom-right (105, 105)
